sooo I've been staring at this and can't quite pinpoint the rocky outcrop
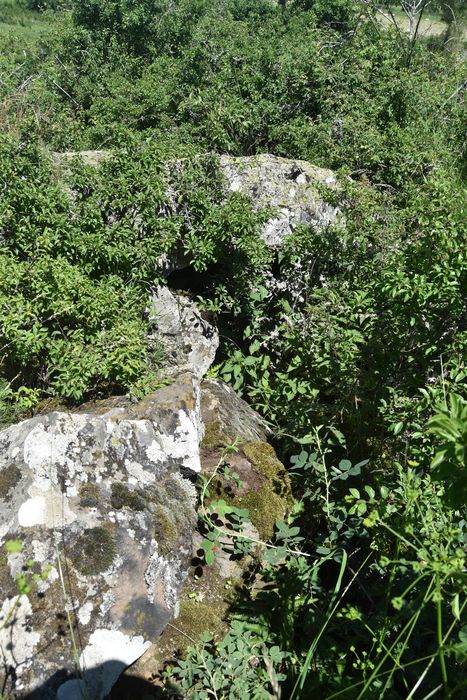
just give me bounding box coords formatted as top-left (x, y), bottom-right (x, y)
top-left (0, 280), bottom-right (292, 699)
top-left (54, 151), bottom-right (341, 255)
top-left (1, 152), bottom-right (308, 697)
top-left (220, 154), bottom-right (340, 248)
top-left (0, 373), bottom-right (201, 699)
top-left (0, 369), bottom-right (290, 698)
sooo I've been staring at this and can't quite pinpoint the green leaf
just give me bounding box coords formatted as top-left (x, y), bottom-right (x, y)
top-left (205, 548), bottom-right (215, 566)
top-left (451, 593), bottom-right (460, 621)
top-left (6, 539), bottom-right (23, 554)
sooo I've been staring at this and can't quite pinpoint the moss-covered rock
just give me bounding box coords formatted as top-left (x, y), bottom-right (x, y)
top-left (170, 596), bottom-right (228, 653)
top-left (242, 441), bottom-right (292, 501)
top-left (69, 526), bottom-right (117, 576)
top-left (201, 440), bottom-right (292, 542)
top-left (132, 566), bottom-right (231, 683)
top-left (0, 463), bottom-right (22, 502)
top-left (78, 482), bottom-right (101, 508)
top-left (111, 482), bottom-right (146, 511)
top-left (236, 485), bottom-right (286, 542)
top-left (201, 421), bottom-right (230, 450)
top-left (153, 505), bottom-right (179, 557)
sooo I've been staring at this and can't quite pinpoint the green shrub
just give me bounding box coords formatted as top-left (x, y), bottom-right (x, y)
top-left (0, 137), bottom-right (268, 407)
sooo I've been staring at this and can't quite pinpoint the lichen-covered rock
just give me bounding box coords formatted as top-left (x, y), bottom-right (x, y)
top-left (0, 374), bottom-right (201, 699)
top-left (149, 286), bottom-right (219, 380)
top-left (220, 154), bottom-right (341, 248)
top-left (124, 383), bottom-right (292, 689)
top-left (201, 378), bottom-right (271, 446)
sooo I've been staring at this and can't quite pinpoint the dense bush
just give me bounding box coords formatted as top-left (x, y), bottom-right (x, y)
top-left (0, 138), bottom-right (268, 403)
top-left (1, 0), bottom-right (464, 173)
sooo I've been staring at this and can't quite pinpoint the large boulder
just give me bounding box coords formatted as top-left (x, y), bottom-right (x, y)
top-left (0, 374), bottom-right (201, 699)
top-left (113, 378), bottom-right (291, 691)
top-left (219, 154), bottom-right (340, 248)
top-left (54, 151), bottom-right (341, 254)
top-left (0, 360), bottom-right (292, 699)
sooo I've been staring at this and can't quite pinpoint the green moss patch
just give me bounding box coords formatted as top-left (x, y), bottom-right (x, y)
top-left (153, 505), bottom-right (179, 556)
top-left (111, 482), bottom-right (146, 511)
top-left (201, 421), bottom-right (231, 450)
top-left (78, 482), bottom-right (100, 508)
top-left (157, 570), bottom-right (230, 658)
top-left (202, 442), bottom-right (292, 541)
top-left (237, 486), bottom-right (286, 541)
top-left (248, 443), bottom-right (291, 538)
top-left (174, 598), bottom-right (228, 650)
top-left (159, 475), bottom-right (188, 504)
top-left (33, 397), bottom-right (69, 415)
top-left (70, 526), bottom-right (117, 576)
top-left (242, 441), bottom-right (292, 502)
top-left (0, 464), bottom-right (22, 502)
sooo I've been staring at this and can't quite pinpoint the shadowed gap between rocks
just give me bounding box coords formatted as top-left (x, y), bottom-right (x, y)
top-left (19, 665), bottom-right (164, 700)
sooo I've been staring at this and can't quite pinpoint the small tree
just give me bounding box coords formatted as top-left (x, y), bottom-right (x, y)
top-left (401, 0), bottom-right (430, 40)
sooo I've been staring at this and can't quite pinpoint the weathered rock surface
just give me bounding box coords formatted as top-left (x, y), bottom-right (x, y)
top-left (220, 153), bottom-right (341, 247)
top-left (201, 378), bottom-right (271, 445)
top-left (0, 374), bottom-right (201, 699)
top-left (149, 286), bottom-right (218, 380)
top-left (114, 380), bottom-right (291, 690)
top-left (0, 353), bottom-right (292, 699)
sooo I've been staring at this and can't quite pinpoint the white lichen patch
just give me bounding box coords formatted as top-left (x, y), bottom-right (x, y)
top-left (57, 629), bottom-right (151, 700)
top-left (22, 417), bottom-right (89, 490)
top-left (153, 408), bottom-right (202, 473)
top-left (145, 439), bottom-right (165, 464)
top-left (99, 591), bottom-right (115, 617)
top-left (0, 595), bottom-right (40, 670)
top-left (18, 490), bottom-right (76, 528)
top-left (124, 458), bottom-right (155, 484)
top-left (31, 539), bottom-right (49, 564)
top-left (78, 601), bottom-right (94, 626)
top-left (145, 546), bottom-right (184, 610)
